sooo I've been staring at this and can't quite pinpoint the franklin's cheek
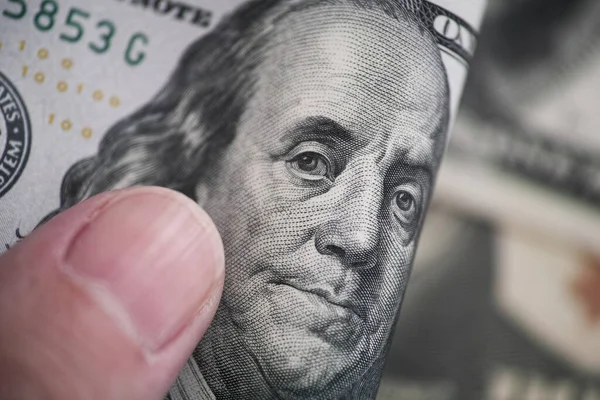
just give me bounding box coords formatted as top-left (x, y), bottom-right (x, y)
top-left (382, 218), bottom-right (415, 273)
top-left (373, 234), bottom-right (415, 322)
top-left (216, 166), bottom-right (274, 239)
top-left (248, 210), bottom-right (315, 261)
top-left (253, 185), bottom-right (338, 254)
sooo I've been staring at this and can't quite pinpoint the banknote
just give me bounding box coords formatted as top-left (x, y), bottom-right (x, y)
top-left (379, 207), bottom-right (600, 400)
top-left (0, 0), bottom-right (486, 398)
top-left (439, 0), bottom-right (600, 222)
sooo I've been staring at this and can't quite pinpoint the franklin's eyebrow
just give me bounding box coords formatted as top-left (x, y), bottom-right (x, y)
top-left (282, 116), bottom-right (354, 144)
top-left (386, 150), bottom-right (435, 184)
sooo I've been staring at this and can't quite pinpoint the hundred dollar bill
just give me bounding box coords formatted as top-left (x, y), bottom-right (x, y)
top-left (0, 0), bottom-right (486, 398)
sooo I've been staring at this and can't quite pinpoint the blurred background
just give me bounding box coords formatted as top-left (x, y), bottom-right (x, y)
top-left (379, 0), bottom-right (600, 398)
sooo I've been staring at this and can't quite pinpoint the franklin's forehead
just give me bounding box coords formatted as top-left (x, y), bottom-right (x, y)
top-left (241, 2), bottom-right (449, 167)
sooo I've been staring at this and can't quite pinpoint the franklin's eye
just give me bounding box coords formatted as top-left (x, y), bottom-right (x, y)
top-left (288, 152), bottom-right (332, 181)
top-left (395, 191), bottom-right (414, 211)
top-left (392, 189), bottom-right (419, 225)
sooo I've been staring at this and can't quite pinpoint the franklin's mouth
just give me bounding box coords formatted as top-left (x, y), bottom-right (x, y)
top-left (270, 280), bottom-right (366, 322)
top-left (268, 279), bottom-right (370, 347)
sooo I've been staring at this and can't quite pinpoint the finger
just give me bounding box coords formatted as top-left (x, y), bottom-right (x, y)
top-left (0, 187), bottom-right (225, 400)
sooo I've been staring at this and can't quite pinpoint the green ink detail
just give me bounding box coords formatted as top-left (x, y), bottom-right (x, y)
top-left (59, 7), bottom-right (90, 43)
top-left (89, 20), bottom-right (115, 54)
top-left (2, 0), bottom-right (26, 20)
top-left (125, 33), bottom-right (148, 67)
top-left (34, 0), bottom-right (59, 32)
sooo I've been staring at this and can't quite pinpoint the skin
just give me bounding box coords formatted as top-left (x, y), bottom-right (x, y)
top-left (0, 187), bottom-right (225, 400)
top-left (196, 4), bottom-right (449, 399)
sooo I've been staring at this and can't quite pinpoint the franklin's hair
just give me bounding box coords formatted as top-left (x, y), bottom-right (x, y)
top-left (44, 0), bottom-right (445, 224)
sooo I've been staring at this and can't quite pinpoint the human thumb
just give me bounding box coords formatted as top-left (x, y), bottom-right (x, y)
top-left (0, 187), bottom-right (224, 400)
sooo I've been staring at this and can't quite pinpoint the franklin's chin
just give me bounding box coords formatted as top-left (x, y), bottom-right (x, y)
top-left (252, 283), bottom-right (379, 399)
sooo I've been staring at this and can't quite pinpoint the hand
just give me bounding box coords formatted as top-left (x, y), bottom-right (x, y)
top-left (0, 187), bottom-right (225, 400)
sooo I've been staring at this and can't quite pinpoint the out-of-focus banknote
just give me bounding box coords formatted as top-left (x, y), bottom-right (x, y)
top-left (437, 0), bottom-right (600, 233)
top-left (0, 0), bottom-right (486, 399)
top-left (379, 207), bottom-right (600, 400)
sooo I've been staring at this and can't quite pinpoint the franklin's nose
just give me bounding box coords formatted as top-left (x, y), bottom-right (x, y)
top-left (315, 177), bottom-right (382, 270)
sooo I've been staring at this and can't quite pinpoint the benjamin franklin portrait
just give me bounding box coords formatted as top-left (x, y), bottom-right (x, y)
top-left (45, 0), bottom-right (453, 398)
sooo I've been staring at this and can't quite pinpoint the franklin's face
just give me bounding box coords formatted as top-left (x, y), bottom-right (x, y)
top-left (197, 4), bottom-right (448, 398)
